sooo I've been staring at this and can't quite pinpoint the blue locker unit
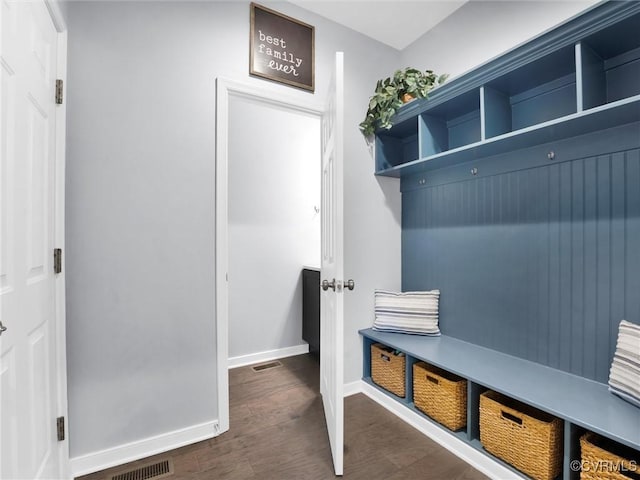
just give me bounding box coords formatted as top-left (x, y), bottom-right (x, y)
top-left (363, 2), bottom-right (640, 479)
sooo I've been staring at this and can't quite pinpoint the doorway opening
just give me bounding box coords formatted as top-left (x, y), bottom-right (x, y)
top-left (227, 94), bottom-right (321, 367)
top-left (214, 78), bottom-right (324, 433)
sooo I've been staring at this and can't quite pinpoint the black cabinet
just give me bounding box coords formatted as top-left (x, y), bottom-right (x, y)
top-left (302, 268), bottom-right (320, 356)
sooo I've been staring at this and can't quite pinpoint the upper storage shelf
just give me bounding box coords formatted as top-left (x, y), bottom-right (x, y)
top-left (578, 10), bottom-right (640, 109)
top-left (374, 1), bottom-right (640, 177)
top-left (483, 45), bottom-right (577, 138)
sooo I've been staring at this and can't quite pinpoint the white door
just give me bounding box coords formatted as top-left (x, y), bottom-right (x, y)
top-left (1, 1), bottom-right (62, 478)
top-left (320, 52), bottom-right (344, 476)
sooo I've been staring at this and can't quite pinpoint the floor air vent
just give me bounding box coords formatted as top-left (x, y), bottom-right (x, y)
top-left (252, 360), bottom-right (282, 372)
top-left (110, 459), bottom-right (173, 480)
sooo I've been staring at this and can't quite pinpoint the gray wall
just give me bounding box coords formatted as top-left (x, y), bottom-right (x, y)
top-left (64, 0), bottom-right (401, 460)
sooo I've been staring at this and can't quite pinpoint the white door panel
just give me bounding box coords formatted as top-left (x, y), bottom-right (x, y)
top-left (1, 348), bottom-right (18, 477)
top-left (1, 1), bottom-right (60, 478)
top-left (1, 15), bottom-right (16, 297)
top-left (320, 52), bottom-right (344, 476)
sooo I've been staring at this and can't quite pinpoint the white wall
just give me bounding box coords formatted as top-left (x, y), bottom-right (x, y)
top-left (64, 0), bottom-right (401, 465)
top-left (401, 0), bottom-right (599, 81)
top-left (228, 96), bottom-right (320, 358)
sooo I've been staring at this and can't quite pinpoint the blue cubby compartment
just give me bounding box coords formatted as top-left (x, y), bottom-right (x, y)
top-left (577, 11), bottom-right (640, 111)
top-left (375, 116), bottom-right (419, 171)
top-left (578, 431), bottom-right (640, 480)
top-left (362, 335), bottom-right (375, 379)
top-left (419, 89), bottom-right (481, 157)
top-left (565, 422), bottom-right (584, 480)
top-left (368, 341), bottom-right (411, 402)
top-left (482, 45), bottom-right (577, 139)
top-left (467, 381), bottom-right (485, 443)
top-left (405, 355), bottom-right (419, 407)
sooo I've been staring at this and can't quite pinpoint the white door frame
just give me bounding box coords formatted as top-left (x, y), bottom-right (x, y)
top-left (45, 0), bottom-right (70, 477)
top-left (214, 78), bottom-right (323, 432)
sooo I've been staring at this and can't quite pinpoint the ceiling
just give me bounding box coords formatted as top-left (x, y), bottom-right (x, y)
top-left (288, 1), bottom-right (468, 50)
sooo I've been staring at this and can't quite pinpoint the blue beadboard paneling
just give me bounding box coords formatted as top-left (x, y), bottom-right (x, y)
top-left (595, 154), bottom-right (612, 382)
top-left (583, 156), bottom-right (598, 379)
top-left (402, 139), bottom-right (640, 383)
top-left (610, 152), bottom-right (627, 378)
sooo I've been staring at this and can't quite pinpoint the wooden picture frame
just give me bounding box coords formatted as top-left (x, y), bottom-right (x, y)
top-left (250, 3), bottom-right (315, 92)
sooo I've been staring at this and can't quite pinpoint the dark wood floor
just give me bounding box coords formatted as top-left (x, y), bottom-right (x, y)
top-left (78, 354), bottom-right (488, 480)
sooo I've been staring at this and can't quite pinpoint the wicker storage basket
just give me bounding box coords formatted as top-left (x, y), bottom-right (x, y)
top-left (580, 432), bottom-right (640, 480)
top-left (413, 361), bottom-right (467, 431)
top-left (480, 390), bottom-right (563, 480)
top-left (371, 343), bottom-right (405, 398)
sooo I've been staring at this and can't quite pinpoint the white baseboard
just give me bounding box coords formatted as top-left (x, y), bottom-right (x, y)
top-left (70, 420), bottom-right (219, 478)
top-left (228, 344), bottom-right (309, 369)
top-left (343, 380), bottom-right (363, 397)
top-left (361, 382), bottom-right (522, 480)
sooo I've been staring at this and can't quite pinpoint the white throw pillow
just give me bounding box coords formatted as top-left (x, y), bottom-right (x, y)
top-left (608, 320), bottom-right (640, 408)
top-left (373, 289), bottom-right (441, 336)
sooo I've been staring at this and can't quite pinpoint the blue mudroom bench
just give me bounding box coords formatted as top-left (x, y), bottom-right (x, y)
top-left (362, 1), bottom-right (640, 478)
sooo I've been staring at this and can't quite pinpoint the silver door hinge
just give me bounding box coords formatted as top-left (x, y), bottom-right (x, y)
top-left (57, 416), bottom-right (65, 441)
top-left (55, 79), bottom-right (63, 105)
top-left (54, 248), bottom-right (62, 274)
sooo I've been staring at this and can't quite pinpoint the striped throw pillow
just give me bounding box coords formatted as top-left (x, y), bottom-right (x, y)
top-left (373, 290), bottom-right (440, 336)
top-left (608, 320), bottom-right (640, 408)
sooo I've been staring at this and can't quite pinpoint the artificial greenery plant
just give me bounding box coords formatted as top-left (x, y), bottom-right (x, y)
top-left (359, 68), bottom-right (449, 137)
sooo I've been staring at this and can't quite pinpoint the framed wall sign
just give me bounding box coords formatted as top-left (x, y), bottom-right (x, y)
top-left (250, 3), bottom-right (315, 92)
